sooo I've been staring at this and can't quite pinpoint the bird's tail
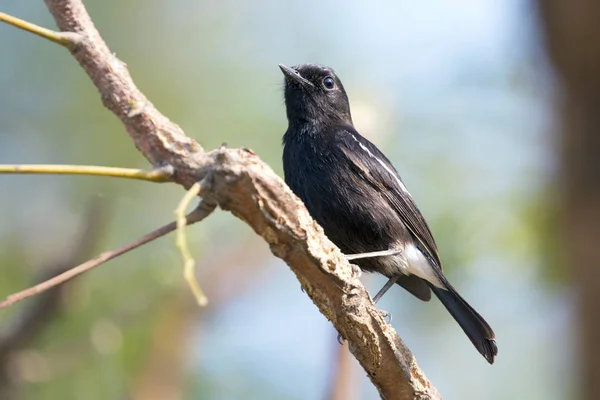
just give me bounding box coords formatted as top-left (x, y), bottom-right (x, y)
top-left (429, 282), bottom-right (497, 364)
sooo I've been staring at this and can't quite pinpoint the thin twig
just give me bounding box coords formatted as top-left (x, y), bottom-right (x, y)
top-left (175, 182), bottom-right (208, 306)
top-left (0, 164), bottom-right (174, 183)
top-left (0, 202), bottom-right (215, 310)
top-left (0, 12), bottom-right (80, 47)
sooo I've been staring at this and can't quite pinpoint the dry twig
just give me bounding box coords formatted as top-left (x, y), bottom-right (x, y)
top-left (0, 202), bottom-right (215, 310)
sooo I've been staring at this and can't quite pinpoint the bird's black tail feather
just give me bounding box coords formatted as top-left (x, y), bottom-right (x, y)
top-left (429, 282), bottom-right (497, 364)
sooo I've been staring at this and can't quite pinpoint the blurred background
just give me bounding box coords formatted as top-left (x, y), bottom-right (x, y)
top-left (0, 0), bottom-right (594, 399)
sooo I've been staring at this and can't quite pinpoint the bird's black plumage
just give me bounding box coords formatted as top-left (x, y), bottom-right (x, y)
top-left (279, 63), bottom-right (497, 364)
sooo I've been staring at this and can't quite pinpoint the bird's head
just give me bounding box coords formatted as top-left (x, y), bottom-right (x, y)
top-left (279, 63), bottom-right (353, 127)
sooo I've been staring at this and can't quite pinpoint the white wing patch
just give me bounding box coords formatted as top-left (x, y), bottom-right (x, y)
top-left (348, 133), bottom-right (409, 194)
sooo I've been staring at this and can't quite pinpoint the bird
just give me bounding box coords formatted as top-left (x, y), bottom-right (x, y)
top-left (279, 63), bottom-right (497, 364)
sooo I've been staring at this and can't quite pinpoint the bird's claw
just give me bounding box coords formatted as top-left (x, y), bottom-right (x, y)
top-left (379, 309), bottom-right (392, 323)
top-left (350, 264), bottom-right (362, 278)
top-left (337, 333), bottom-right (345, 345)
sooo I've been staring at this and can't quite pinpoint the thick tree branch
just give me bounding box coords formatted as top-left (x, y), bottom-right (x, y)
top-left (0, 2), bottom-right (442, 398)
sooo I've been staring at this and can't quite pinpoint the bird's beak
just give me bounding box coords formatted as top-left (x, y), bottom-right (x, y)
top-left (279, 64), bottom-right (313, 88)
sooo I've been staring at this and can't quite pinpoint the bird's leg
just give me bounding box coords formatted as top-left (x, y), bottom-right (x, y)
top-left (336, 276), bottom-right (400, 345)
top-left (372, 276), bottom-right (399, 303)
top-left (345, 249), bottom-right (400, 279)
top-left (343, 249), bottom-right (401, 303)
top-left (337, 276), bottom-right (399, 345)
top-left (350, 263), bottom-right (362, 278)
top-left (341, 250), bottom-right (401, 329)
top-left (372, 276), bottom-right (400, 323)
top-left (344, 248), bottom-right (401, 261)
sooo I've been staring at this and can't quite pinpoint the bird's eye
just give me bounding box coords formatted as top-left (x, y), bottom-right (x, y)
top-left (322, 76), bottom-right (335, 90)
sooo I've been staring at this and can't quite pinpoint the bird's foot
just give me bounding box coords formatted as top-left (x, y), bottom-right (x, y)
top-left (379, 309), bottom-right (392, 323)
top-left (337, 333), bottom-right (345, 345)
top-left (350, 263), bottom-right (362, 278)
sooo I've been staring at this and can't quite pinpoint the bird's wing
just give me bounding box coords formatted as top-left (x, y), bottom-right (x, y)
top-left (335, 126), bottom-right (444, 271)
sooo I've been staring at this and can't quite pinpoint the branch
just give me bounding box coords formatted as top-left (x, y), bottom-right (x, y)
top-left (43, 0), bottom-right (205, 185)
top-left (0, 201), bottom-right (215, 310)
top-left (0, 11), bottom-right (80, 47)
top-left (175, 182), bottom-right (209, 306)
top-left (1, 2), bottom-right (441, 398)
top-left (0, 164), bottom-right (174, 182)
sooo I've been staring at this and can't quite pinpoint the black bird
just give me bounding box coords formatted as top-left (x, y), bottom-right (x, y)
top-left (279, 63), bottom-right (497, 364)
